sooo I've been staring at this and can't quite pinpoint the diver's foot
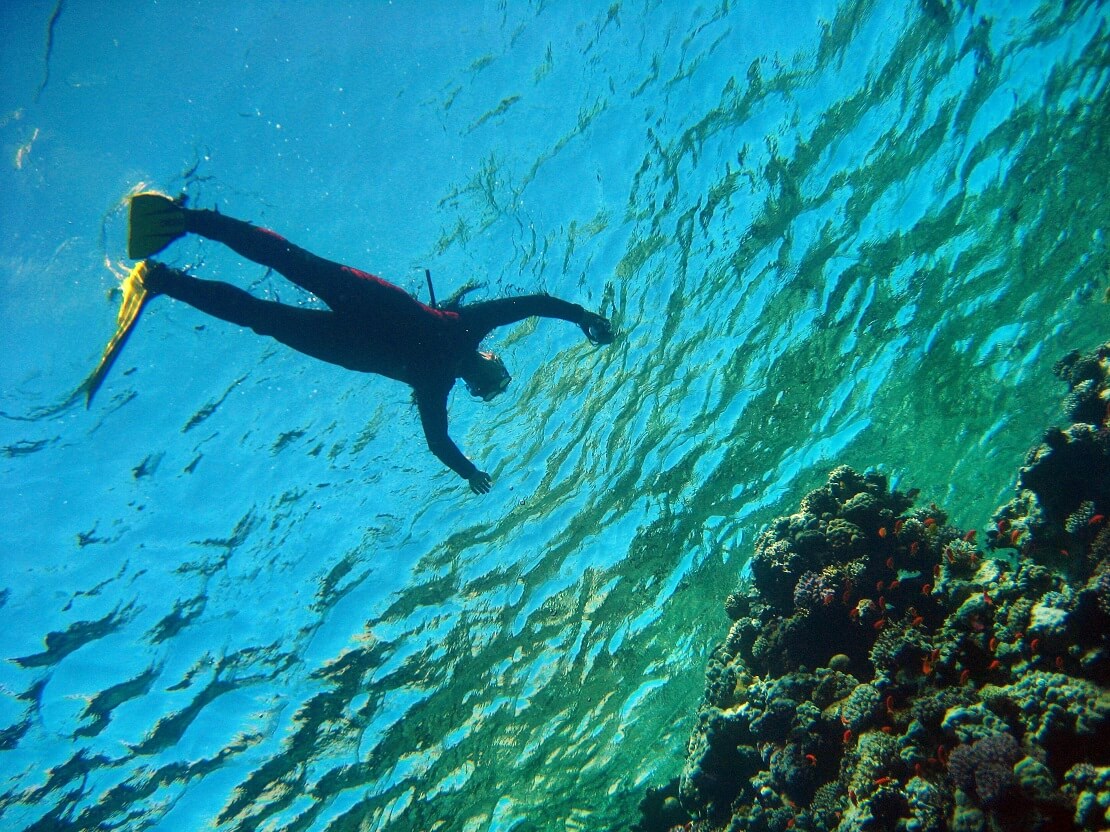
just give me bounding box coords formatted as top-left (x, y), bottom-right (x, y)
top-left (136, 260), bottom-right (185, 296)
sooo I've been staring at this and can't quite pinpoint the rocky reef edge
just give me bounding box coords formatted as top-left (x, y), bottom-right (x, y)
top-left (637, 341), bottom-right (1110, 832)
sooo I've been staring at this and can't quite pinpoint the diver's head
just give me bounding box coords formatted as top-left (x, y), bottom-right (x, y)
top-left (459, 350), bottom-right (511, 401)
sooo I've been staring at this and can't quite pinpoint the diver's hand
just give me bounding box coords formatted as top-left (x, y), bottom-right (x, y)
top-left (468, 470), bottom-right (493, 495)
top-left (580, 312), bottom-right (614, 345)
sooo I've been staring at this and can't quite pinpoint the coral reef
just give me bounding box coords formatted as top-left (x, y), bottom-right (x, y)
top-left (673, 342), bottom-right (1110, 832)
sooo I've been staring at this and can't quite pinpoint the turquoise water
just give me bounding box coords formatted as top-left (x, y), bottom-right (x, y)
top-left (1, 1), bottom-right (1107, 830)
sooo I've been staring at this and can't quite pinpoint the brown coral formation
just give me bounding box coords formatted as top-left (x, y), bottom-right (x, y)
top-left (656, 342), bottom-right (1110, 832)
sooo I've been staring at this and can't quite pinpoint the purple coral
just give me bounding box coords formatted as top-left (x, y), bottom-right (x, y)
top-left (793, 570), bottom-right (835, 610)
top-left (948, 733), bottom-right (1021, 806)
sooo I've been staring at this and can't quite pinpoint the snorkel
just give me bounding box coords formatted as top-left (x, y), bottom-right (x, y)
top-left (425, 268), bottom-right (437, 308)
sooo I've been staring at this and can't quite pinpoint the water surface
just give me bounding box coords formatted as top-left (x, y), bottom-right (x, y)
top-left (1, 0), bottom-right (1107, 829)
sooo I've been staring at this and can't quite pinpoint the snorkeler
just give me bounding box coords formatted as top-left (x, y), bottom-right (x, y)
top-left (87, 191), bottom-right (614, 494)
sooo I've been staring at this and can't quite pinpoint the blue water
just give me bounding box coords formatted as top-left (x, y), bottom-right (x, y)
top-left (1, 1), bottom-right (1107, 830)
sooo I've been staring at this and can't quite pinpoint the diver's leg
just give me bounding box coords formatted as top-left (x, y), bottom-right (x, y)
top-left (145, 264), bottom-right (358, 367)
top-left (183, 209), bottom-right (374, 311)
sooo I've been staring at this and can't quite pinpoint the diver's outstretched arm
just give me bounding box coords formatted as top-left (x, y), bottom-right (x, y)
top-left (460, 295), bottom-right (614, 344)
top-left (414, 385), bottom-right (492, 494)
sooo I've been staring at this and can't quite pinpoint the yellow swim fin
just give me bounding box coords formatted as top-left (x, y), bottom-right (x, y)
top-left (127, 191), bottom-right (185, 259)
top-left (83, 261), bottom-right (154, 406)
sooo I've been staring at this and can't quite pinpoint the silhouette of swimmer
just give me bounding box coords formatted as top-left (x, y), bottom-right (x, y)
top-left (125, 193), bottom-right (614, 493)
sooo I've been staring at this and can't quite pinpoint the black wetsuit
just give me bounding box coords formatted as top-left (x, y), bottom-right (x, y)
top-left (152, 210), bottom-right (590, 481)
